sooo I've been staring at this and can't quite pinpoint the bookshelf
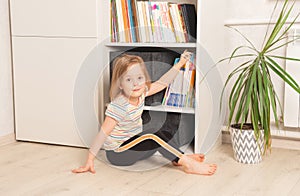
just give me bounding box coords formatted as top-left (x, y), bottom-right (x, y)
top-left (97, 0), bottom-right (226, 153)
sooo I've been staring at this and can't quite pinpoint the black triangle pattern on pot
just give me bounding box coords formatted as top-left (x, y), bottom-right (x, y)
top-left (230, 127), bottom-right (265, 164)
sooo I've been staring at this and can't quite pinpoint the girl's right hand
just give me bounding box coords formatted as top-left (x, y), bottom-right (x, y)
top-left (72, 159), bottom-right (96, 174)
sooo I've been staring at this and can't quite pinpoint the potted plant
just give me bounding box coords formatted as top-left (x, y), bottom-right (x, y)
top-left (221, 0), bottom-right (300, 164)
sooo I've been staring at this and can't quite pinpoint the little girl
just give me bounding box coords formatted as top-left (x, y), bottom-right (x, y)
top-left (72, 50), bottom-right (217, 175)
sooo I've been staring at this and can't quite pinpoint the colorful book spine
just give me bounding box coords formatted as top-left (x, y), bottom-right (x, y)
top-left (115, 0), bottom-right (125, 42)
top-left (127, 0), bottom-right (137, 42)
top-left (131, 0), bottom-right (140, 42)
top-left (136, 1), bottom-right (146, 42)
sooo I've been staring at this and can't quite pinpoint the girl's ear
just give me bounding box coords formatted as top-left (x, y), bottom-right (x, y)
top-left (118, 80), bottom-right (123, 90)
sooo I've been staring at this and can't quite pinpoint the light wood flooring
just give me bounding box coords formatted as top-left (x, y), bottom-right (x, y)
top-left (0, 141), bottom-right (299, 196)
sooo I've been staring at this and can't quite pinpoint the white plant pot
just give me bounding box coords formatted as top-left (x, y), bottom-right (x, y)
top-left (230, 124), bottom-right (265, 164)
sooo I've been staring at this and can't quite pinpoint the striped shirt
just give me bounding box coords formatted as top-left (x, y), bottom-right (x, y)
top-left (103, 93), bottom-right (145, 150)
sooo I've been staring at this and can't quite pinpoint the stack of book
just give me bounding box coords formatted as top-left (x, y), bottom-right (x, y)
top-left (111, 0), bottom-right (197, 43)
top-left (162, 54), bottom-right (196, 108)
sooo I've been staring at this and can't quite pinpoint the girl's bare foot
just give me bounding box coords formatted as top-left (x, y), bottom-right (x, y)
top-left (172, 154), bottom-right (205, 166)
top-left (178, 155), bottom-right (217, 175)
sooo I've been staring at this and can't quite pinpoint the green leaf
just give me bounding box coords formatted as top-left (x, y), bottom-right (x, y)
top-left (268, 55), bottom-right (300, 62)
top-left (257, 65), bottom-right (265, 125)
top-left (226, 26), bottom-right (258, 52)
top-left (266, 35), bottom-right (300, 53)
top-left (265, 56), bottom-right (300, 93)
top-left (264, 0), bottom-right (291, 52)
top-left (262, 0), bottom-right (280, 48)
top-left (261, 59), bottom-right (279, 126)
top-left (241, 59), bottom-right (259, 124)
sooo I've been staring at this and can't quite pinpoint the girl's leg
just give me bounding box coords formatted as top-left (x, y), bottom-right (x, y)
top-left (106, 147), bottom-right (156, 166)
top-left (114, 131), bottom-right (217, 175)
top-left (115, 131), bottom-right (183, 162)
top-left (106, 130), bottom-right (180, 166)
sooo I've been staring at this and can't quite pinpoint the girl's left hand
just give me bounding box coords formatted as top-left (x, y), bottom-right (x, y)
top-left (179, 50), bottom-right (192, 65)
top-left (72, 158), bottom-right (96, 174)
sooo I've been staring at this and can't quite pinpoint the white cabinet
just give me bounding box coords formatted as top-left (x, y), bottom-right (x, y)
top-left (10, 0), bottom-right (100, 147)
top-left (10, 0), bottom-right (97, 37)
top-left (12, 37), bottom-right (98, 146)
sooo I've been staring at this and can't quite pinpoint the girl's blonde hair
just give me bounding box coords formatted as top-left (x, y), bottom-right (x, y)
top-left (110, 54), bottom-right (151, 100)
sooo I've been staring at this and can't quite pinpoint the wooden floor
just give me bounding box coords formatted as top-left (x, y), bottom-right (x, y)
top-left (0, 142), bottom-right (300, 196)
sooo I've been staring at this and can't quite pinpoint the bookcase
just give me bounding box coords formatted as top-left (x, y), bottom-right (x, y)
top-left (98, 0), bottom-right (226, 153)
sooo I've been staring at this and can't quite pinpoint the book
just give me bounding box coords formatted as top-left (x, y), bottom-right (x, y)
top-left (178, 4), bottom-right (189, 42)
top-left (111, 0), bottom-right (118, 42)
top-left (145, 1), bottom-right (154, 42)
top-left (122, 0), bottom-right (131, 42)
top-left (115, 0), bottom-right (126, 42)
top-left (169, 3), bottom-right (185, 42)
top-left (180, 4), bottom-right (197, 42)
top-left (131, 0), bottom-right (140, 42)
top-left (165, 58), bottom-right (183, 107)
top-left (127, 0), bottom-right (137, 42)
top-left (163, 54), bottom-right (196, 108)
top-left (136, 1), bottom-right (147, 42)
top-left (161, 2), bottom-right (176, 42)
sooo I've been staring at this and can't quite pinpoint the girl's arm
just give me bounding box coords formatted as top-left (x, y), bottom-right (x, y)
top-left (72, 116), bottom-right (117, 174)
top-left (146, 50), bottom-right (192, 97)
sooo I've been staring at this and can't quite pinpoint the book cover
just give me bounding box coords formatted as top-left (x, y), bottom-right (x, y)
top-left (180, 4), bottom-right (197, 42)
top-left (144, 1), bottom-right (154, 42)
top-left (169, 3), bottom-right (185, 42)
top-left (181, 61), bottom-right (190, 107)
top-left (178, 4), bottom-right (189, 42)
top-left (161, 2), bottom-right (176, 43)
top-left (141, 2), bottom-right (150, 42)
top-left (127, 0), bottom-right (137, 42)
top-left (121, 0), bottom-right (131, 42)
top-left (136, 1), bottom-right (147, 42)
top-left (111, 1), bottom-right (118, 42)
top-left (115, 0), bottom-right (126, 42)
top-left (165, 58), bottom-right (184, 107)
top-left (168, 4), bottom-right (181, 42)
top-left (131, 0), bottom-right (140, 42)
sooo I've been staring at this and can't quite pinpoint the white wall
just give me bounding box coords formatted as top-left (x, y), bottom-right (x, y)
top-left (222, 0), bottom-right (300, 123)
top-left (0, 0), bottom-right (298, 140)
top-left (0, 0), bottom-right (14, 137)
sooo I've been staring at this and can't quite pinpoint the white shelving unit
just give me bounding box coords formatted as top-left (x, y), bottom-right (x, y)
top-left (97, 0), bottom-right (226, 153)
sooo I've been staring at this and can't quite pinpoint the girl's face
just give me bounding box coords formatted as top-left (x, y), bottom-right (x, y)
top-left (120, 63), bottom-right (146, 99)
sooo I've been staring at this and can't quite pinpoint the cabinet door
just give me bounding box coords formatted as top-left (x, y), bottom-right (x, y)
top-left (10, 0), bottom-right (97, 37)
top-left (12, 37), bottom-right (99, 147)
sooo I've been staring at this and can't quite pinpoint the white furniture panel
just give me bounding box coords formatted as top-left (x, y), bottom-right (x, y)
top-left (10, 0), bottom-right (97, 37)
top-left (284, 44), bottom-right (300, 128)
top-left (12, 37), bottom-right (98, 147)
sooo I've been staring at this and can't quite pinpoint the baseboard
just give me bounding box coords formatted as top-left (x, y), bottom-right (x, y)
top-left (271, 137), bottom-right (300, 151)
top-left (222, 130), bottom-right (300, 151)
top-left (0, 133), bottom-right (16, 147)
